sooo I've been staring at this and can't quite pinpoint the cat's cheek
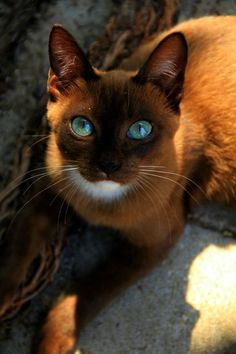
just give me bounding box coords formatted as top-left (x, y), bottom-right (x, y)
top-left (45, 135), bottom-right (65, 176)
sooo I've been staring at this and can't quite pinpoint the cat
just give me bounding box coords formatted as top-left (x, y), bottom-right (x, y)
top-left (1, 15), bottom-right (236, 354)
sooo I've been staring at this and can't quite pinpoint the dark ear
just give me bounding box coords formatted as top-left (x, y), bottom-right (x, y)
top-left (48, 25), bottom-right (97, 94)
top-left (134, 32), bottom-right (188, 112)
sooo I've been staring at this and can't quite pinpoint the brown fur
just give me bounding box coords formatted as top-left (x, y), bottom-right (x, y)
top-left (122, 16), bottom-right (236, 203)
top-left (0, 16), bottom-right (236, 354)
top-left (38, 17), bottom-right (236, 354)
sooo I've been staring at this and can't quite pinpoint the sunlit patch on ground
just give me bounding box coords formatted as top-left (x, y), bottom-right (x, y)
top-left (187, 244), bottom-right (236, 354)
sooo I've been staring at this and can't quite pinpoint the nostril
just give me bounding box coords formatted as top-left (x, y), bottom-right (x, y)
top-left (98, 161), bottom-right (122, 174)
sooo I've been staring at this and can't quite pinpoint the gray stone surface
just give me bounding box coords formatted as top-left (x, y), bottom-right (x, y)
top-left (1, 205), bottom-right (236, 354)
top-left (77, 217), bottom-right (236, 354)
top-left (0, 0), bottom-right (113, 189)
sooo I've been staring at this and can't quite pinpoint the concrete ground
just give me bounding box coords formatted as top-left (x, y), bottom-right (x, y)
top-left (77, 204), bottom-right (236, 354)
top-left (0, 203), bottom-right (235, 354)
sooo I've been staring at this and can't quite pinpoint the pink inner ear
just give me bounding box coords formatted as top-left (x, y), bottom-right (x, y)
top-left (47, 73), bottom-right (64, 100)
top-left (48, 74), bottom-right (59, 89)
top-left (152, 59), bottom-right (179, 82)
top-left (134, 32), bottom-right (188, 111)
top-left (140, 32), bottom-right (187, 84)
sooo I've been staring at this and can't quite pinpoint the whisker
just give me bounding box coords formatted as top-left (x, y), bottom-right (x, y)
top-left (49, 182), bottom-right (72, 207)
top-left (137, 176), bottom-right (171, 237)
top-left (56, 173), bottom-right (85, 230)
top-left (7, 176), bottom-right (70, 233)
top-left (24, 134), bottom-right (48, 137)
top-left (139, 171), bottom-right (199, 205)
top-left (3, 165), bottom-right (68, 187)
top-left (64, 185), bottom-right (78, 225)
top-left (136, 177), bottom-right (165, 235)
top-left (139, 165), bottom-right (166, 169)
top-left (140, 174), bottom-right (181, 238)
top-left (28, 135), bottom-right (50, 148)
top-left (139, 167), bottom-right (206, 197)
top-left (0, 165), bottom-right (78, 202)
top-left (57, 184), bottom-right (72, 231)
top-left (22, 167), bottom-right (78, 195)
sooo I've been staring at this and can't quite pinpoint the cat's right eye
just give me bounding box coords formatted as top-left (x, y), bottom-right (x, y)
top-left (71, 116), bottom-right (94, 137)
top-left (127, 120), bottom-right (153, 140)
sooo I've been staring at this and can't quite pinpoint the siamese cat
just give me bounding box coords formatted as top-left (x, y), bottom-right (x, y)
top-left (1, 16), bottom-right (236, 354)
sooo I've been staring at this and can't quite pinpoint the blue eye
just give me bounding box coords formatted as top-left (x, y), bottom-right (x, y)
top-left (71, 116), bottom-right (94, 137)
top-left (127, 120), bottom-right (153, 140)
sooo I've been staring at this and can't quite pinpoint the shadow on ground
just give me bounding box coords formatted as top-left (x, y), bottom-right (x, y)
top-left (77, 208), bottom-right (236, 354)
top-left (0, 205), bottom-right (235, 354)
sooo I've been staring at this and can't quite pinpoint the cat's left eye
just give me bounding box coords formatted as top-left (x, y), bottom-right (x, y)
top-left (71, 116), bottom-right (94, 137)
top-left (127, 120), bottom-right (153, 140)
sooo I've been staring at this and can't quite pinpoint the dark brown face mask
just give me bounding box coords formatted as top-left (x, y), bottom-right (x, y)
top-left (47, 25), bottom-right (187, 190)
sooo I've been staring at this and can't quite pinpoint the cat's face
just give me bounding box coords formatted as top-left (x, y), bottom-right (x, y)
top-left (46, 26), bottom-right (187, 202)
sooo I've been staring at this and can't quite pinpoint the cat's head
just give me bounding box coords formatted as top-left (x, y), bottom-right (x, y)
top-left (46, 25), bottom-right (187, 203)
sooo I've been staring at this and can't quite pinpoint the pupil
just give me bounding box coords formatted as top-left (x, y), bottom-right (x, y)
top-left (139, 125), bottom-right (145, 136)
top-left (83, 121), bottom-right (88, 131)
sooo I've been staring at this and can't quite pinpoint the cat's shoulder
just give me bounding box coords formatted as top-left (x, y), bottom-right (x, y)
top-left (120, 16), bottom-right (236, 71)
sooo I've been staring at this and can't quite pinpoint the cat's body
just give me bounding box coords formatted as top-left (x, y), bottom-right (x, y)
top-left (0, 16), bottom-right (236, 354)
top-left (46, 16), bottom-right (236, 247)
top-left (126, 16), bottom-right (236, 204)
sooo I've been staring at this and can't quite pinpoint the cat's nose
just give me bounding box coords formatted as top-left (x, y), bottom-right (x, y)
top-left (98, 160), bottom-right (122, 175)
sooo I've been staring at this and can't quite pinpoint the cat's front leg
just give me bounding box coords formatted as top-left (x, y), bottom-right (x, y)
top-left (35, 214), bottom-right (184, 354)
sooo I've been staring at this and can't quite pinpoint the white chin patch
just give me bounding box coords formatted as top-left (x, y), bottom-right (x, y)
top-left (69, 171), bottom-right (129, 202)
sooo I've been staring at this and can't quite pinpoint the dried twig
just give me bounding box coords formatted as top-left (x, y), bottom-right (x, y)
top-left (88, 0), bottom-right (179, 69)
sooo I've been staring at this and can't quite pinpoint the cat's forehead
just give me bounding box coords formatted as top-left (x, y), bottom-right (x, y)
top-left (89, 70), bottom-right (154, 115)
top-left (94, 70), bottom-right (136, 100)
top-left (54, 69), bottom-right (170, 127)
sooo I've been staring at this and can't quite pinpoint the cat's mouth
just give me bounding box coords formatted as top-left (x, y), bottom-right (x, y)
top-left (68, 170), bottom-right (130, 202)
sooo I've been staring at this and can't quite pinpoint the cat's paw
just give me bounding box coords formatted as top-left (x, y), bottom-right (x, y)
top-left (35, 295), bottom-right (78, 354)
top-left (36, 335), bottom-right (76, 354)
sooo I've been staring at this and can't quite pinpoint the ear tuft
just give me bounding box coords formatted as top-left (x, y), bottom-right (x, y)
top-left (134, 32), bottom-right (188, 112)
top-left (48, 25), bottom-right (97, 87)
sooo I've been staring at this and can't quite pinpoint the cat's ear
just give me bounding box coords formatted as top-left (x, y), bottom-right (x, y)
top-left (134, 32), bottom-right (188, 112)
top-left (48, 25), bottom-right (97, 95)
